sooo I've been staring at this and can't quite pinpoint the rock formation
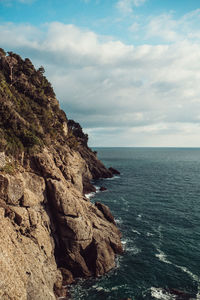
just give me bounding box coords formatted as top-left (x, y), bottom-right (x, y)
top-left (0, 49), bottom-right (122, 299)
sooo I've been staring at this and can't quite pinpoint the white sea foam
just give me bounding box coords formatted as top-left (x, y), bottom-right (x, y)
top-left (126, 245), bottom-right (141, 255)
top-left (151, 287), bottom-right (176, 299)
top-left (95, 286), bottom-right (104, 292)
top-left (93, 285), bottom-right (112, 293)
top-left (120, 196), bottom-right (128, 203)
top-left (155, 248), bottom-right (172, 265)
top-left (94, 185), bottom-right (101, 192)
top-left (131, 229), bottom-right (141, 235)
top-left (115, 218), bottom-right (123, 225)
top-left (146, 232), bottom-right (154, 237)
top-left (155, 247), bottom-right (200, 298)
top-left (121, 239), bottom-right (127, 246)
top-left (121, 238), bottom-right (140, 254)
top-left (85, 185), bottom-right (101, 199)
top-left (85, 192), bottom-right (95, 199)
top-left (111, 286), bottom-right (118, 291)
top-left (176, 265), bottom-right (200, 299)
top-left (105, 175), bottom-right (120, 180)
top-left (136, 214), bottom-right (142, 221)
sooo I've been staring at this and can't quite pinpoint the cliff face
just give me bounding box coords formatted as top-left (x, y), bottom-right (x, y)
top-left (0, 49), bottom-right (122, 300)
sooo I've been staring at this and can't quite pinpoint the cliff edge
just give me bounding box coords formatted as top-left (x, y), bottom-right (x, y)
top-left (0, 49), bottom-right (122, 300)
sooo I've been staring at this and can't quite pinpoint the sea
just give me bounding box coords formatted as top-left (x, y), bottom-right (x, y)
top-left (70, 147), bottom-right (200, 300)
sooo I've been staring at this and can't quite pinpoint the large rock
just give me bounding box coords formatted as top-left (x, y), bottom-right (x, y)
top-left (108, 167), bottom-right (120, 175)
top-left (95, 202), bottom-right (116, 225)
top-left (0, 146), bottom-right (123, 299)
top-left (0, 174), bottom-right (24, 205)
top-left (35, 148), bottom-right (123, 278)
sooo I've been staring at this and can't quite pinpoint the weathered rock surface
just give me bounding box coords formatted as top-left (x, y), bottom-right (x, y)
top-left (0, 145), bottom-right (122, 299)
top-left (0, 180), bottom-right (59, 300)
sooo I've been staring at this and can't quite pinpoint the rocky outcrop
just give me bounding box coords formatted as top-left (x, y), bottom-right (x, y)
top-left (0, 50), bottom-right (122, 300)
top-left (35, 147), bottom-right (123, 277)
top-left (0, 144), bottom-right (123, 299)
top-left (109, 167), bottom-right (121, 175)
top-left (99, 186), bottom-right (107, 192)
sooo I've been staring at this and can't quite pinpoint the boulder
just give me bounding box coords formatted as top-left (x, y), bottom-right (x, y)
top-left (83, 177), bottom-right (96, 194)
top-left (108, 167), bottom-right (120, 175)
top-left (95, 202), bottom-right (116, 225)
top-left (59, 268), bottom-right (74, 285)
top-left (100, 186), bottom-right (107, 192)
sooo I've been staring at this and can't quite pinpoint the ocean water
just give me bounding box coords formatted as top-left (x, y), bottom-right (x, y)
top-left (70, 148), bottom-right (200, 300)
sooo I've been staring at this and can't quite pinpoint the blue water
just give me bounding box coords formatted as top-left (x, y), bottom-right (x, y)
top-left (70, 148), bottom-right (200, 300)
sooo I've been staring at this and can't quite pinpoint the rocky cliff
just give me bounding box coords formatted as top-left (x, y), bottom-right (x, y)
top-left (0, 49), bottom-right (122, 300)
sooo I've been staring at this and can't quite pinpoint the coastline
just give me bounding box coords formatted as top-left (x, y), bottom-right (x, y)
top-left (0, 51), bottom-right (123, 300)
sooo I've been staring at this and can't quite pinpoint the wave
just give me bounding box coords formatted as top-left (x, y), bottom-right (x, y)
top-left (154, 225), bottom-right (200, 298)
top-left (85, 192), bottom-right (96, 199)
top-left (150, 287), bottom-right (197, 300)
top-left (121, 238), bottom-right (140, 254)
top-left (151, 287), bottom-right (176, 299)
top-left (115, 218), bottom-right (123, 225)
top-left (136, 214), bottom-right (142, 221)
top-left (131, 229), bottom-right (141, 235)
top-left (146, 232), bottom-right (154, 237)
top-left (155, 248), bottom-right (172, 265)
top-left (85, 186), bottom-right (101, 199)
top-left (94, 185), bottom-right (101, 192)
top-left (176, 265), bottom-right (200, 299)
top-left (105, 175), bottom-right (120, 180)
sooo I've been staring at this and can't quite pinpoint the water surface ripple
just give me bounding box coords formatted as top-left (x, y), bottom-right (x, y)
top-left (70, 148), bottom-right (200, 300)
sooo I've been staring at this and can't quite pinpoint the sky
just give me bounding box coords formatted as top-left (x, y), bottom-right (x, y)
top-left (1, 0), bottom-right (200, 147)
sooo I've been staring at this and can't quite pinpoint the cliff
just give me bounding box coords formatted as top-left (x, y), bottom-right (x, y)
top-left (0, 49), bottom-right (122, 300)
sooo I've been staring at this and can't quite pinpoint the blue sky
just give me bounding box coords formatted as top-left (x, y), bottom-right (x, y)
top-left (1, 0), bottom-right (200, 146)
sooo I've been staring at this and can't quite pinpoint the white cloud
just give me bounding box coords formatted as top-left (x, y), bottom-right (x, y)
top-left (145, 9), bottom-right (200, 43)
top-left (1, 15), bottom-right (200, 146)
top-left (116, 0), bottom-right (146, 14)
top-left (132, 0), bottom-right (146, 7)
top-left (129, 22), bottom-right (140, 32)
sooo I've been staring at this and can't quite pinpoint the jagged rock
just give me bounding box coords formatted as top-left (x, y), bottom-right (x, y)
top-left (100, 186), bottom-right (107, 191)
top-left (59, 268), bottom-right (74, 285)
top-left (0, 174), bottom-right (24, 205)
top-left (83, 176), bottom-right (96, 194)
top-left (95, 201), bottom-right (116, 225)
top-left (109, 167), bottom-right (120, 175)
top-left (22, 172), bottom-right (46, 207)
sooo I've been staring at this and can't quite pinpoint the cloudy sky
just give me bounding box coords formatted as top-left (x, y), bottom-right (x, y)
top-left (1, 0), bottom-right (200, 146)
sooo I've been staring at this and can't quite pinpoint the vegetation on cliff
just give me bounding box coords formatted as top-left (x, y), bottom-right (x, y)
top-left (0, 48), bottom-right (76, 156)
